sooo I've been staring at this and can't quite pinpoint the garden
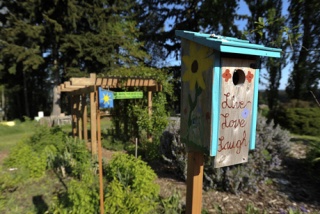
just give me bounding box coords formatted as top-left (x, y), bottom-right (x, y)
top-left (0, 110), bottom-right (320, 213)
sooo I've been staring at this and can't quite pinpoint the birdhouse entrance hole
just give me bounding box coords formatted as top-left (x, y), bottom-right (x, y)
top-left (232, 69), bottom-right (245, 86)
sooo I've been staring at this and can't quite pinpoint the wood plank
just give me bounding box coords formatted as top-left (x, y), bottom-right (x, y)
top-left (180, 40), bottom-right (214, 153)
top-left (71, 95), bottom-right (78, 137)
top-left (90, 89), bottom-right (97, 155)
top-left (69, 86), bottom-right (95, 95)
top-left (70, 77), bottom-right (95, 86)
top-left (147, 91), bottom-right (152, 141)
top-left (186, 152), bottom-right (204, 214)
top-left (214, 58), bottom-right (256, 168)
top-left (77, 95), bottom-right (82, 140)
top-left (96, 78), bottom-right (103, 86)
top-left (97, 109), bottom-right (104, 214)
top-left (82, 94), bottom-right (88, 143)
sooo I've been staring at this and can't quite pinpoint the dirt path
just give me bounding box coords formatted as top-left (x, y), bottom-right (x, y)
top-left (155, 141), bottom-right (320, 213)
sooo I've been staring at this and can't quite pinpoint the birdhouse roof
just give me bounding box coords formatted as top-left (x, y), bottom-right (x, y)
top-left (175, 30), bottom-right (282, 58)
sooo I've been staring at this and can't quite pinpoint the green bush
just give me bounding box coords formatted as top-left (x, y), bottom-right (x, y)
top-left (276, 107), bottom-right (320, 136)
top-left (305, 138), bottom-right (320, 182)
top-left (27, 126), bottom-right (66, 152)
top-left (3, 141), bottom-right (47, 179)
top-left (53, 170), bottom-right (100, 214)
top-left (161, 116), bottom-right (290, 194)
top-left (158, 190), bottom-right (183, 214)
top-left (104, 153), bottom-right (160, 213)
top-left (3, 126), bottom-right (69, 180)
top-left (47, 137), bottom-right (99, 213)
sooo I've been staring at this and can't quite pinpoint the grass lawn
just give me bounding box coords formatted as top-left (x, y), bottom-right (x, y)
top-left (0, 120), bottom-right (37, 152)
top-left (1, 171), bottom-right (66, 214)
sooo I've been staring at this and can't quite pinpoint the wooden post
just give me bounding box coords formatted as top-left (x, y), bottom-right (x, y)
top-left (77, 95), bottom-right (82, 140)
top-left (82, 93), bottom-right (88, 143)
top-left (186, 152), bottom-right (204, 214)
top-left (97, 109), bottom-right (104, 214)
top-left (147, 90), bottom-right (152, 141)
top-left (148, 91), bottom-right (152, 116)
top-left (90, 88), bottom-right (97, 154)
top-left (71, 95), bottom-right (77, 137)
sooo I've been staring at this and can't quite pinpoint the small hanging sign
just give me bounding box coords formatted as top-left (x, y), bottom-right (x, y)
top-left (113, 92), bottom-right (143, 99)
top-left (99, 87), bottom-right (114, 109)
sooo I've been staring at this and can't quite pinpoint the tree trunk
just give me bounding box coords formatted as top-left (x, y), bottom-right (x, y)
top-left (23, 71), bottom-right (30, 117)
top-left (50, 53), bottom-right (61, 116)
top-left (0, 86), bottom-right (4, 121)
top-left (51, 85), bottom-right (61, 116)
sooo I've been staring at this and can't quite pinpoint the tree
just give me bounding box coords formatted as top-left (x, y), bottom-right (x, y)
top-left (0, 0), bottom-right (151, 119)
top-left (286, 0), bottom-right (320, 100)
top-left (136, 0), bottom-right (240, 114)
top-left (0, 0), bottom-right (47, 118)
top-left (137, 0), bottom-right (240, 66)
top-left (244, 0), bottom-right (292, 115)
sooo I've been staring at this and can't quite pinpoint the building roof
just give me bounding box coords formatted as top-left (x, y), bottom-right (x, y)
top-left (175, 30), bottom-right (282, 58)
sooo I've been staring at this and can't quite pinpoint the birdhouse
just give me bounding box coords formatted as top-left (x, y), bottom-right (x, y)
top-left (176, 30), bottom-right (281, 168)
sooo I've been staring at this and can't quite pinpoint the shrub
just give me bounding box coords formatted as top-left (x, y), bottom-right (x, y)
top-left (276, 107), bottom-right (320, 136)
top-left (47, 138), bottom-right (99, 213)
top-left (53, 170), bottom-right (100, 213)
top-left (3, 141), bottom-right (47, 179)
top-left (160, 116), bottom-right (290, 194)
top-left (26, 126), bottom-right (66, 152)
top-left (3, 126), bottom-right (69, 180)
top-left (104, 153), bottom-right (160, 213)
top-left (46, 136), bottom-right (94, 178)
top-left (305, 138), bottom-right (320, 182)
top-left (158, 190), bottom-right (183, 214)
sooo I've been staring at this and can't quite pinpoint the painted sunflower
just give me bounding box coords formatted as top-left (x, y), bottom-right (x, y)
top-left (182, 41), bottom-right (212, 91)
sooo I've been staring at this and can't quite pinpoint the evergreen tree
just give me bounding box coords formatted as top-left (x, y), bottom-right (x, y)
top-left (244, 0), bottom-right (290, 114)
top-left (136, 0), bottom-right (240, 113)
top-left (286, 0), bottom-right (320, 100)
top-left (137, 0), bottom-right (240, 67)
top-left (0, 0), bottom-right (47, 118)
top-left (0, 0), bottom-right (152, 119)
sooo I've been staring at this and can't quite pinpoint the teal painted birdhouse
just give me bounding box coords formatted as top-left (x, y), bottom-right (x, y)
top-left (176, 30), bottom-right (281, 168)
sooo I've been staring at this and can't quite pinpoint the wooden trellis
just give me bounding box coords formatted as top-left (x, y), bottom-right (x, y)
top-left (60, 73), bottom-right (162, 213)
top-left (59, 73), bottom-right (162, 154)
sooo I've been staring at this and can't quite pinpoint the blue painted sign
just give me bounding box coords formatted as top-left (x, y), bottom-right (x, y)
top-left (99, 87), bottom-right (114, 109)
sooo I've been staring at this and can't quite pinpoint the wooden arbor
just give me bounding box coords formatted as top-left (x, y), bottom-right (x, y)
top-left (59, 73), bottom-right (162, 155)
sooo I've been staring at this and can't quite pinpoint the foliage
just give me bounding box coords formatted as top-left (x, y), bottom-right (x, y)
top-left (137, 0), bottom-right (241, 67)
top-left (46, 136), bottom-right (94, 178)
top-left (110, 91), bottom-right (170, 161)
top-left (286, 0), bottom-right (320, 100)
top-left (160, 116), bottom-right (290, 194)
top-left (276, 107), bottom-right (320, 136)
top-left (3, 141), bottom-right (47, 179)
top-left (3, 125), bottom-right (72, 180)
top-left (160, 119), bottom-right (187, 180)
top-left (104, 153), bottom-right (160, 213)
top-left (43, 131), bottom-right (99, 213)
top-left (243, 0), bottom-right (300, 113)
top-left (158, 190), bottom-right (183, 214)
top-left (50, 169), bottom-right (100, 214)
top-left (0, 0), bottom-right (161, 119)
top-left (27, 126), bottom-right (66, 153)
top-left (304, 136), bottom-right (320, 182)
